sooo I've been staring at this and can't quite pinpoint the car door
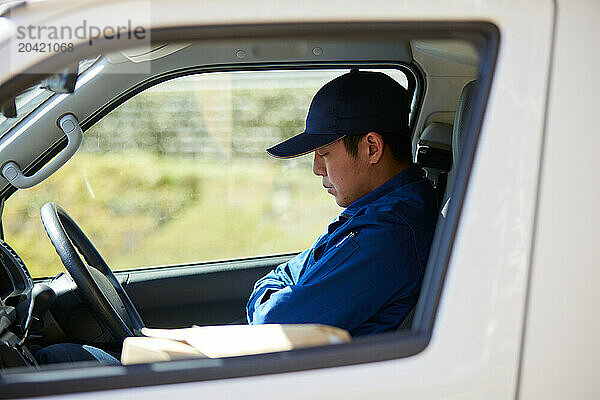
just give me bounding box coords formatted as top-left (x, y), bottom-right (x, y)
top-left (119, 256), bottom-right (286, 328)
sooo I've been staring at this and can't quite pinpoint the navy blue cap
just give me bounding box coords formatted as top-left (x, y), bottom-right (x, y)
top-left (267, 70), bottom-right (410, 158)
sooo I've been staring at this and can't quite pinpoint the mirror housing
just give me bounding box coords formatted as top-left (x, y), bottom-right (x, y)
top-left (40, 63), bottom-right (78, 94)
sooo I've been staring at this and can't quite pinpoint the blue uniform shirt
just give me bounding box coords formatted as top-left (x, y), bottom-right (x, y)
top-left (246, 165), bottom-right (438, 336)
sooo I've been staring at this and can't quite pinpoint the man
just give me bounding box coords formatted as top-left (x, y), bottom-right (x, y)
top-left (246, 69), bottom-right (439, 336)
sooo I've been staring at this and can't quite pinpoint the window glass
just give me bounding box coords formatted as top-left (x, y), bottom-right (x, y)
top-left (4, 68), bottom-right (410, 278)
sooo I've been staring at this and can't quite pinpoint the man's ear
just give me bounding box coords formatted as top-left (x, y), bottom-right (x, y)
top-left (364, 132), bottom-right (384, 164)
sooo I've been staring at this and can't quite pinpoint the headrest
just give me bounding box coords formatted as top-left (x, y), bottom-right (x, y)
top-left (416, 122), bottom-right (452, 171)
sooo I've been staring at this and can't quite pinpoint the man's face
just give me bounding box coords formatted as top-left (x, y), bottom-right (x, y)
top-left (312, 138), bottom-right (371, 207)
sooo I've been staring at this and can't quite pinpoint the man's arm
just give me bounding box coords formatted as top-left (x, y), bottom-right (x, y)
top-left (247, 224), bottom-right (422, 334)
top-left (246, 248), bottom-right (311, 323)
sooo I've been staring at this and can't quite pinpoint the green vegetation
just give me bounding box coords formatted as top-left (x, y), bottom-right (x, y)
top-left (3, 153), bottom-right (340, 278)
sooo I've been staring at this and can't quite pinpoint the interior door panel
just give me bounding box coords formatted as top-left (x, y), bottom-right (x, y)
top-left (118, 254), bottom-right (293, 328)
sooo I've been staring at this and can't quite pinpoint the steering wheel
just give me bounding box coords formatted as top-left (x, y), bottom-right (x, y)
top-left (41, 202), bottom-right (144, 342)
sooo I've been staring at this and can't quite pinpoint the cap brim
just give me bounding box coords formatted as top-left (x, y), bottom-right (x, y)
top-left (266, 132), bottom-right (345, 159)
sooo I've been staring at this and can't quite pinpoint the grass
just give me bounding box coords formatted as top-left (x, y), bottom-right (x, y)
top-left (3, 152), bottom-right (340, 278)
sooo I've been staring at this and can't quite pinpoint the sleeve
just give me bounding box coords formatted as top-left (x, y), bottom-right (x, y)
top-left (246, 248), bottom-right (311, 323)
top-left (247, 223), bottom-right (422, 333)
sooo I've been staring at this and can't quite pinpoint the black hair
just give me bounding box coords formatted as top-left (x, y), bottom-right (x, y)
top-left (342, 130), bottom-right (412, 164)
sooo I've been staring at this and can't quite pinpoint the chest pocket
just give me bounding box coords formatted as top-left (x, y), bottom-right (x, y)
top-left (299, 235), bottom-right (359, 285)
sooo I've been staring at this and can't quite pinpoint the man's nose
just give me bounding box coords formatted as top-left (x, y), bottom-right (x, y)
top-left (313, 152), bottom-right (326, 176)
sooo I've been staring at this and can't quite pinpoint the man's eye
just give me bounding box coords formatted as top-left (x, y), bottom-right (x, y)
top-left (318, 152), bottom-right (328, 157)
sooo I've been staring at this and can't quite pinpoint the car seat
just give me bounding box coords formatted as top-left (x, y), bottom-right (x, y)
top-left (442, 80), bottom-right (479, 216)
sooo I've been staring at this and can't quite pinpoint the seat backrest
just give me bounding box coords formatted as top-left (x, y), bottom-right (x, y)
top-left (442, 80), bottom-right (479, 216)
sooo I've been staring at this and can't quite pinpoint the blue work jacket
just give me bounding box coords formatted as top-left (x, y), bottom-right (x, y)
top-left (246, 165), bottom-right (438, 336)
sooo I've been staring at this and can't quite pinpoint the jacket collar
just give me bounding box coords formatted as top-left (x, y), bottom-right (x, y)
top-left (342, 164), bottom-right (425, 217)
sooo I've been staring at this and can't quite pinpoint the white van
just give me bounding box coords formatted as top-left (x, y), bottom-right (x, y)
top-left (0, 0), bottom-right (597, 399)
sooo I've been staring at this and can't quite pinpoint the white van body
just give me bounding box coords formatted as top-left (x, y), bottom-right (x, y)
top-left (0, 0), bottom-right (598, 399)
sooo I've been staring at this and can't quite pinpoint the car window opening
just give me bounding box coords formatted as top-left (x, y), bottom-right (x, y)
top-left (0, 26), bottom-right (495, 397)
